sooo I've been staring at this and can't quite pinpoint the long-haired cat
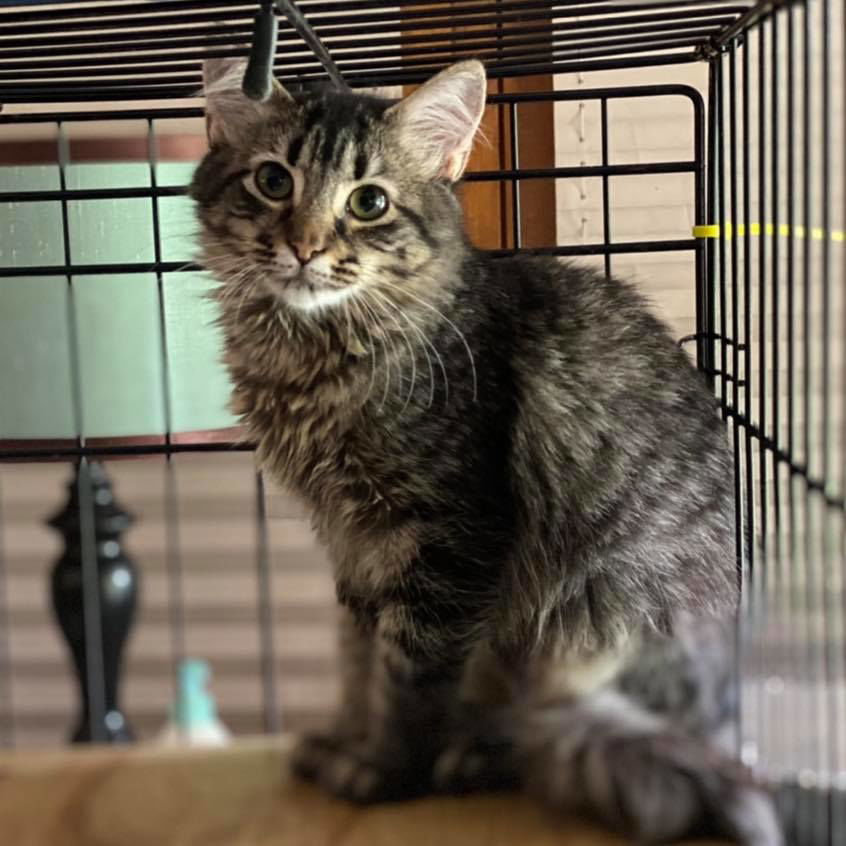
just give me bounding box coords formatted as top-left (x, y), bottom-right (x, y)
top-left (192, 58), bottom-right (781, 845)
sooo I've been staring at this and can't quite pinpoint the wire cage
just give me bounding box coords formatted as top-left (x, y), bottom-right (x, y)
top-left (0, 0), bottom-right (843, 843)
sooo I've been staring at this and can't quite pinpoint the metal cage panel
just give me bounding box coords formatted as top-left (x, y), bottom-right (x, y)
top-left (0, 1), bottom-right (844, 843)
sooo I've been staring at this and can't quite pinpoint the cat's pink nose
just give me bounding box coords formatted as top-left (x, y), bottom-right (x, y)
top-left (288, 239), bottom-right (325, 265)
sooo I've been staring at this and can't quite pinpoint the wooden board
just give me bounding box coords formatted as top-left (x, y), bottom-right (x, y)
top-left (0, 737), bottom-right (729, 846)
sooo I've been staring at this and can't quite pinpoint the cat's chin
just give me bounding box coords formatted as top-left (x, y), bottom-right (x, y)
top-left (273, 281), bottom-right (357, 313)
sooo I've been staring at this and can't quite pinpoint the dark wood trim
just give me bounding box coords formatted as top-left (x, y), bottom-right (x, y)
top-left (0, 426), bottom-right (247, 462)
top-left (401, 3), bottom-right (556, 250)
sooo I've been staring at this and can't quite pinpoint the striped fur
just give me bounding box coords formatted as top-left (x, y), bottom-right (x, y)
top-left (192, 59), bottom-right (781, 844)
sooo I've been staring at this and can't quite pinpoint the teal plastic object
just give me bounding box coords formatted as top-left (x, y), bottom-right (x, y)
top-left (0, 162), bottom-right (238, 441)
top-left (174, 659), bottom-right (219, 729)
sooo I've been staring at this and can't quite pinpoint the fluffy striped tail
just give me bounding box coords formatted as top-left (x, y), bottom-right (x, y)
top-left (519, 690), bottom-right (782, 845)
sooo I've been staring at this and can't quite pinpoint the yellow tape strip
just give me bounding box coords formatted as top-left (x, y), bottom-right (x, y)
top-left (693, 223), bottom-right (846, 242)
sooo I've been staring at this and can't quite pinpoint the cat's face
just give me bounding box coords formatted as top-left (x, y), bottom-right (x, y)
top-left (192, 60), bottom-right (486, 316)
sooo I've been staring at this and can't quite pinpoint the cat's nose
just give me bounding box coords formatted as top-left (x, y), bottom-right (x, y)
top-left (287, 238), bottom-right (325, 265)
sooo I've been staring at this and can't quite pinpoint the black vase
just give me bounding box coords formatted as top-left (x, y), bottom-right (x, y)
top-left (49, 461), bottom-right (138, 743)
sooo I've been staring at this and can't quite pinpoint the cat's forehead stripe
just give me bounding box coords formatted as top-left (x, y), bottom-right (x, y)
top-left (354, 149), bottom-right (368, 181)
top-left (284, 93), bottom-right (386, 177)
top-left (319, 125), bottom-right (345, 167)
top-left (332, 135), bottom-right (350, 169)
top-left (302, 101), bottom-right (325, 133)
top-left (287, 135), bottom-right (304, 166)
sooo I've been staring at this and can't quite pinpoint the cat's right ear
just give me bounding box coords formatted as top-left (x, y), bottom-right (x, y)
top-left (203, 58), bottom-right (293, 146)
top-left (386, 60), bottom-right (487, 182)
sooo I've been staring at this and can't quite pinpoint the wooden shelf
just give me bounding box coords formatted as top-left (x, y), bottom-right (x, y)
top-left (0, 736), bottom-right (728, 846)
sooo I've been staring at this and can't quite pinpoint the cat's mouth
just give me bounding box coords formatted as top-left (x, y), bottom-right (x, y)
top-left (264, 271), bottom-right (356, 313)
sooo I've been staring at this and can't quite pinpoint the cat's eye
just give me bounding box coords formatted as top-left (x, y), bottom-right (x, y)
top-left (255, 161), bottom-right (293, 200)
top-left (348, 185), bottom-right (389, 221)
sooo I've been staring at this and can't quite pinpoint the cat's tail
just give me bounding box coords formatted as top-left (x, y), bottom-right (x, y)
top-left (518, 690), bottom-right (782, 846)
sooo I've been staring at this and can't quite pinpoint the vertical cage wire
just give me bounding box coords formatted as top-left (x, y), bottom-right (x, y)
top-left (782, 5), bottom-right (802, 821)
top-left (57, 118), bottom-right (109, 744)
top-left (840, 0), bottom-right (846, 820)
top-left (705, 58), bottom-right (718, 395)
top-left (799, 10), bottom-right (827, 834)
top-left (508, 101), bottom-right (521, 250)
top-left (726, 37), bottom-right (744, 760)
top-left (146, 117), bottom-right (190, 704)
top-left (147, 117), bottom-right (175, 451)
top-left (692, 67), bottom-right (708, 380)
top-left (817, 8), bottom-right (846, 840)
top-left (255, 470), bottom-right (279, 734)
top-left (76, 461), bottom-right (108, 743)
top-left (715, 56), bottom-right (728, 422)
top-left (163, 457), bottom-right (187, 697)
top-left (0, 473), bottom-right (12, 748)
top-left (599, 96), bottom-right (611, 281)
top-left (714, 1), bottom-right (846, 841)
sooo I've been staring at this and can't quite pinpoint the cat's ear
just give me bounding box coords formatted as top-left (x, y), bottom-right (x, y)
top-left (387, 60), bottom-right (486, 182)
top-left (202, 58), bottom-right (293, 146)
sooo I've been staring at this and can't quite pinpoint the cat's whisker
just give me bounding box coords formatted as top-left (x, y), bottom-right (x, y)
top-left (369, 288), bottom-right (440, 410)
top-left (215, 265), bottom-right (260, 326)
top-left (204, 258), bottom-right (250, 281)
top-left (215, 263), bottom-right (252, 286)
top-left (371, 294), bottom-right (412, 411)
top-left (402, 314), bottom-right (449, 408)
top-left (351, 294), bottom-right (381, 407)
top-left (367, 288), bottom-right (417, 415)
top-left (233, 275), bottom-right (257, 325)
top-left (378, 279), bottom-right (476, 402)
top-left (365, 279), bottom-right (450, 406)
top-left (165, 261), bottom-right (198, 274)
top-left (359, 293), bottom-right (404, 412)
top-left (376, 324), bottom-right (399, 411)
top-left (354, 293), bottom-right (393, 410)
top-left (219, 263), bottom-right (251, 283)
top-left (357, 272), bottom-right (448, 407)
top-left (347, 294), bottom-right (380, 408)
top-left (341, 294), bottom-right (357, 353)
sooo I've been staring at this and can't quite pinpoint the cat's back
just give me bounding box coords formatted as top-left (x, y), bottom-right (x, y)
top-left (491, 254), bottom-right (684, 371)
top-left (486, 251), bottom-right (733, 544)
top-left (484, 253), bottom-right (718, 428)
top-left (486, 254), bottom-right (737, 636)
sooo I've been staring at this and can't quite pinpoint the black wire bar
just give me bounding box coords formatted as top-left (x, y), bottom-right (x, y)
top-left (0, 476), bottom-right (12, 747)
top-left (710, 2), bottom-right (846, 843)
top-left (0, 55), bottom-right (703, 103)
top-left (0, 0), bottom-right (755, 101)
top-left (54, 117), bottom-right (111, 745)
top-left (146, 118), bottom-right (189, 712)
top-left (0, 8), bottom-right (747, 62)
top-left (0, 86), bottom-right (705, 291)
top-left (0, 24), bottom-right (731, 80)
top-left (254, 471), bottom-right (279, 734)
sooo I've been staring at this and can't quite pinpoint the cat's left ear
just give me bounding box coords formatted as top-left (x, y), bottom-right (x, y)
top-left (387, 60), bottom-right (486, 182)
top-left (203, 57), bottom-right (293, 146)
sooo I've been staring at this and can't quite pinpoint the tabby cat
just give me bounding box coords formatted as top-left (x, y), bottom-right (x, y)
top-left (192, 58), bottom-right (781, 845)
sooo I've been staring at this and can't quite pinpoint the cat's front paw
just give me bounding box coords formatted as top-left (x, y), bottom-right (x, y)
top-left (432, 737), bottom-right (520, 794)
top-left (291, 732), bottom-right (429, 804)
